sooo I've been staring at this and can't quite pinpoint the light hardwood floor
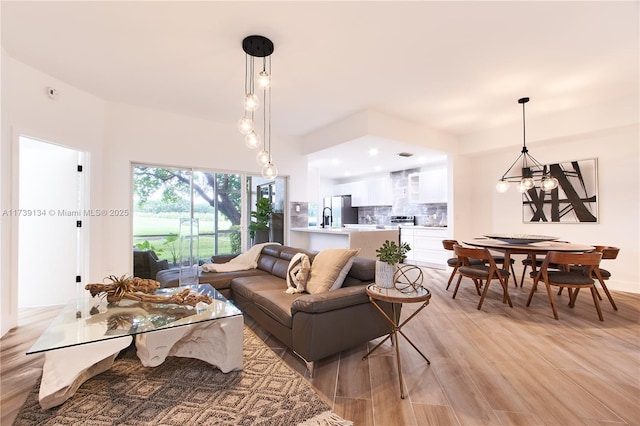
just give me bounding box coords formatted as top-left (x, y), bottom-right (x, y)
top-left (2, 267), bottom-right (639, 425)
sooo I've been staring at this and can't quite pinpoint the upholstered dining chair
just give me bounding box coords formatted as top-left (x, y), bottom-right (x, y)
top-left (442, 239), bottom-right (484, 290)
top-left (490, 254), bottom-right (518, 287)
top-left (527, 251), bottom-right (604, 321)
top-left (452, 245), bottom-right (513, 310)
top-left (520, 255), bottom-right (562, 287)
top-left (519, 241), bottom-right (567, 287)
top-left (568, 246), bottom-right (619, 311)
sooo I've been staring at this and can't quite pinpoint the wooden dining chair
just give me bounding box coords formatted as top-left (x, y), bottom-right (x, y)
top-left (452, 245), bottom-right (513, 310)
top-left (520, 241), bottom-right (567, 287)
top-left (442, 239), bottom-right (483, 290)
top-left (526, 251), bottom-right (604, 321)
top-left (490, 254), bottom-right (518, 287)
top-left (568, 245), bottom-right (619, 311)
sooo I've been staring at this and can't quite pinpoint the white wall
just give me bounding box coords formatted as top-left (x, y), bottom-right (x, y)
top-left (1, 53), bottom-right (105, 335)
top-left (101, 102), bottom-right (306, 280)
top-left (1, 52), bottom-right (308, 336)
top-left (453, 97), bottom-right (639, 293)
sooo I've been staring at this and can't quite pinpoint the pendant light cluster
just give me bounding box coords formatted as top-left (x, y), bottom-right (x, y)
top-left (238, 35), bottom-right (277, 179)
top-left (496, 97), bottom-right (559, 193)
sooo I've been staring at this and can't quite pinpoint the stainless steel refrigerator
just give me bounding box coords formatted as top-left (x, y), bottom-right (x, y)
top-left (322, 195), bottom-right (358, 228)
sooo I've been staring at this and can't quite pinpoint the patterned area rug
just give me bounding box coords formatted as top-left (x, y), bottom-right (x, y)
top-left (13, 327), bottom-right (351, 425)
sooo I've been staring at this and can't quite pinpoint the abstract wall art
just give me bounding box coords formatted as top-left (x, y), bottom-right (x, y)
top-left (523, 158), bottom-right (598, 223)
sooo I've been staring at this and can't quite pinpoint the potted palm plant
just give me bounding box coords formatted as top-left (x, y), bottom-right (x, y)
top-left (249, 198), bottom-right (273, 245)
top-left (375, 239), bottom-right (411, 288)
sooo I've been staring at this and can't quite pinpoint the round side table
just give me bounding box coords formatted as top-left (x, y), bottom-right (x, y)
top-left (363, 283), bottom-right (431, 399)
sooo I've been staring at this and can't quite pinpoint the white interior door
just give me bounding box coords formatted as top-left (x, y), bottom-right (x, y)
top-left (18, 136), bottom-right (85, 307)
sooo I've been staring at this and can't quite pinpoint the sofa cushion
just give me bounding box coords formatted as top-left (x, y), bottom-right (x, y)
top-left (285, 252), bottom-right (311, 294)
top-left (156, 268), bottom-right (268, 289)
top-left (346, 256), bottom-right (376, 282)
top-left (257, 246), bottom-right (317, 280)
top-left (306, 248), bottom-right (360, 294)
top-left (230, 274), bottom-right (287, 303)
top-left (252, 289), bottom-right (303, 328)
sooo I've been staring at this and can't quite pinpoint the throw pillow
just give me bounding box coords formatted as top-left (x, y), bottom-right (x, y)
top-left (285, 252), bottom-right (311, 294)
top-left (306, 248), bottom-right (360, 294)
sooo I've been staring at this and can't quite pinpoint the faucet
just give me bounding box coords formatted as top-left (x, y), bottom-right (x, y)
top-left (321, 207), bottom-right (332, 228)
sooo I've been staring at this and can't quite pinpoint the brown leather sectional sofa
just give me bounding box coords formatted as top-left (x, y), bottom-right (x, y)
top-left (155, 244), bottom-right (399, 375)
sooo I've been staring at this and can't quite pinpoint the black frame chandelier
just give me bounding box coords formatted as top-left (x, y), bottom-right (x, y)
top-left (238, 35), bottom-right (277, 179)
top-left (496, 97), bottom-right (558, 193)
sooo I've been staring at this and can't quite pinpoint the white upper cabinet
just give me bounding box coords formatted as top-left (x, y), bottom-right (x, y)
top-left (332, 177), bottom-right (392, 206)
top-left (408, 167), bottom-right (447, 203)
top-left (363, 177), bottom-right (392, 206)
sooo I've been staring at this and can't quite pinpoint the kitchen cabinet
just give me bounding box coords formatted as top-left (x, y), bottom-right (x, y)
top-left (408, 167), bottom-right (447, 204)
top-left (400, 227), bottom-right (448, 269)
top-left (333, 177), bottom-right (392, 206)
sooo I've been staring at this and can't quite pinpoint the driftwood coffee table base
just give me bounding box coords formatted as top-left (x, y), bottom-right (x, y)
top-left (38, 315), bottom-right (243, 409)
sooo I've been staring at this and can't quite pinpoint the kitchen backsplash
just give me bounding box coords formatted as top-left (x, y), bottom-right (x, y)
top-left (357, 204), bottom-right (447, 226)
top-left (289, 202), bottom-right (309, 227)
top-left (289, 167), bottom-right (448, 228)
top-left (357, 168), bottom-right (448, 226)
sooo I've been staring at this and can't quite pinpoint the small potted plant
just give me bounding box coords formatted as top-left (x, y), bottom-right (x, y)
top-left (375, 239), bottom-right (411, 288)
top-left (249, 198), bottom-right (273, 245)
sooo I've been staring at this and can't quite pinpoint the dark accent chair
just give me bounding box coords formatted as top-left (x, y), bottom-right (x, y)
top-left (133, 249), bottom-right (169, 280)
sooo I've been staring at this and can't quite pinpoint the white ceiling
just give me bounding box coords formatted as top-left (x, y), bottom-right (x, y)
top-left (2, 1), bottom-right (638, 179)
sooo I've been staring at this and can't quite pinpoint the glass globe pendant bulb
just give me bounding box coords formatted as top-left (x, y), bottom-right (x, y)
top-left (244, 93), bottom-right (259, 112)
top-left (496, 180), bottom-right (510, 193)
top-left (245, 131), bottom-right (261, 149)
top-left (541, 176), bottom-right (559, 192)
top-left (256, 150), bottom-right (270, 166)
top-left (262, 162), bottom-right (278, 179)
top-left (517, 182), bottom-right (528, 193)
top-left (258, 71), bottom-right (271, 88)
top-left (521, 177), bottom-right (535, 190)
top-left (237, 117), bottom-right (253, 135)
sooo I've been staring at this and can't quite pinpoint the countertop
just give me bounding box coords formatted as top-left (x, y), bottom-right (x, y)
top-left (290, 226), bottom-right (400, 235)
top-left (290, 225), bottom-right (447, 234)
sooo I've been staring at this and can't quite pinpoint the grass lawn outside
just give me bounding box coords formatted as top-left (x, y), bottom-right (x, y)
top-left (133, 212), bottom-right (238, 261)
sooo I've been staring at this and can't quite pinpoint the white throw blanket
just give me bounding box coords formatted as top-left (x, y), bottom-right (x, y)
top-left (200, 242), bottom-right (280, 273)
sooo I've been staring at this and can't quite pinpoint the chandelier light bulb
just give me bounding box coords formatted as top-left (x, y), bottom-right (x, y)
top-left (244, 93), bottom-right (260, 112)
top-left (245, 131), bottom-right (261, 149)
top-left (256, 150), bottom-right (270, 167)
top-left (541, 176), bottom-right (559, 192)
top-left (521, 177), bottom-right (535, 190)
top-left (258, 71), bottom-right (271, 88)
top-left (262, 162), bottom-right (278, 179)
top-left (496, 180), bottom-right (510, 193)
top-left (517, 182), bottom-right (528, 193)
top-left (237, 117), bottom-right (253, 134)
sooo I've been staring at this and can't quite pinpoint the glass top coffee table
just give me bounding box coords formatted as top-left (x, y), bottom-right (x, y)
top-left (28, 284), bottom-right (244, 409)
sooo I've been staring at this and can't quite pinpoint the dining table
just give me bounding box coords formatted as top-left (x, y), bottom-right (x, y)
top-left (463, 237), bottom-right (595, 286)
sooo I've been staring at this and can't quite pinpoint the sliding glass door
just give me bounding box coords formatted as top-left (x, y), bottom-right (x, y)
top-left (132, 165), bottom-right (242, 269)
top-left (246, 174), bottom-right (287, 249)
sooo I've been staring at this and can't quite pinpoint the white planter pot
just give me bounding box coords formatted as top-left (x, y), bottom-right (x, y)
top-left (375, 261), bottom-right (397, 289)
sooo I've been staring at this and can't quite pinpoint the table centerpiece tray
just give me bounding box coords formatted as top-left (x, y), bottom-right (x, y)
top-left (483, 234), bottom-right (558, 245)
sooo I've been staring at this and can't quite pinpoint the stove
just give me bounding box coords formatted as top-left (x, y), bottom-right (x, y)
top-left (390, 216), bottom-right (415, 226)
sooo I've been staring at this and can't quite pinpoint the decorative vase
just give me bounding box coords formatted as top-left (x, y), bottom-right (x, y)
top-left (375, 260), bottom-right (396, 289)
top-left (179, 218), bottom-right (200, 286)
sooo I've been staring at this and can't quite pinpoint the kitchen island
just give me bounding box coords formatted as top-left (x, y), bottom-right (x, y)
top-left (289, 227), bottom-right (399, 260)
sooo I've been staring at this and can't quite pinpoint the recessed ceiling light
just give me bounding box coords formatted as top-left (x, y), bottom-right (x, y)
top-left (331, 158), bottom-right (339, 165)
top-left (344, 171), bottom-right (351, 177)
top-left (375, 166), bottom-right (381, 171)
top-left (369, 148), bottom-right (379, 156)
